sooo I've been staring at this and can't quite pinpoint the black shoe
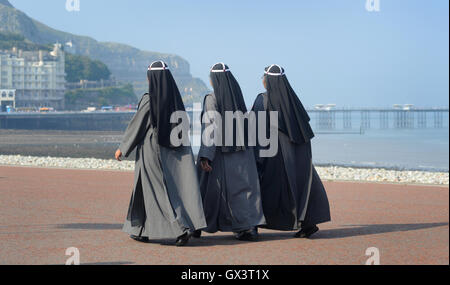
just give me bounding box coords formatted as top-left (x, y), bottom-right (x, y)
top-left (294, 225), bottom-right (319, 238)
top-left (192, 230), bottom-right (202, 238)
top-left (235, 228), bottom-right (258, 241)
top-left (130, 235), bottom-right (149, 243)
top-left (175, 232), bottom-right (191, 247)
top-left (248, 227), bottom-right (259, 241)
top-left (235, 231), bottom-right (247, 241)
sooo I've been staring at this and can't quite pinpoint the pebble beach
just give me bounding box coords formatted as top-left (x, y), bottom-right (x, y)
top-left (0, 154), bottom-right (448, 186)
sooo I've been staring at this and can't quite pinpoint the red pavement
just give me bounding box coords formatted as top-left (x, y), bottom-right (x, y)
top-left (0, 165), bottom-right (448, 265)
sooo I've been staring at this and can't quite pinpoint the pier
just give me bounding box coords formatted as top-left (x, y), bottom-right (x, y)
top-left (308, 107), bottom-right (449, 130)
top-left (0, 107), bottom-right (448, 131)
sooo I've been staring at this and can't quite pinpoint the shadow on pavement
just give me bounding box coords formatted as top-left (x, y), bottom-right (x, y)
top-left (56, 223), bottom-right (294, 246)
top-left (55, 223), bottom-right (270, 246)
top-left (57, 223), bottom-right (122, 230)
top-left (311, 222), bottom-right (449, 239)
top-left (55, 222), bottom-right (449, 244)
top-left (147, 234), bottom-right (295, 247)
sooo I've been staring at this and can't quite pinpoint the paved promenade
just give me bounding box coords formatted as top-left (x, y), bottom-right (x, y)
top-left (0, 166), bottom-right (448, 265)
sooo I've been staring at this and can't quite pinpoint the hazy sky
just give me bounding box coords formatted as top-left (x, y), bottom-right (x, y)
top-left (9, 0), bottom-right (449, 107)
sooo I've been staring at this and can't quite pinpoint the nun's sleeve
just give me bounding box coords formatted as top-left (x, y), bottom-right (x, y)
top-left (251, 93), bottom-right (265, 112)
top-left (119, 94), bottom-right (150, 157)
top-left (198, 94), bottom-right (217, 162)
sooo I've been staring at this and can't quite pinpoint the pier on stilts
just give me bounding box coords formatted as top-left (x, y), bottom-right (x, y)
top-left (309, 105), bottom-right (448, 131)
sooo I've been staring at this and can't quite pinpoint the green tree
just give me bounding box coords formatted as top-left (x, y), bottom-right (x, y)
top-left (65, 53), bottom-right (111, 82)
top-left (64, 84), bottom-right (137, 110)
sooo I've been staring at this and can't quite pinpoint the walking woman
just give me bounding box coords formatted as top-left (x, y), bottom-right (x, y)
top-left (252, 64), bottom-right (331, 238)
top-left (115, 61), bottom-right (206, 246)
top-left (195, 63), bottom-right (266, 241)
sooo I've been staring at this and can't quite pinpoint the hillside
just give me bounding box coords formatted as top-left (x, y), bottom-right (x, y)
top-left (0, 0), bottom-right (208, 104)
top-left (0, 32), bottom-right (52, 51)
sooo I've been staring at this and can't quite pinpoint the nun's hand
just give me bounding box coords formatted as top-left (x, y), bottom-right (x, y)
top-left (200, 158), bottom-right (213, 172)
top-left (115, 149), bottom-right (123, 161)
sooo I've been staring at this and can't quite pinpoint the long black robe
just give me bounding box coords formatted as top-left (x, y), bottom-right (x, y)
top-left (253, 93), bottom-right (331, 230)
top-left (120, 94), bottom-right (207, 239)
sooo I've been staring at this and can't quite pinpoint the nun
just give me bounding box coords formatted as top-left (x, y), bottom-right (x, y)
top-left (115, 61), bottom-right (207, 246)
top-left (252, 64), bottom-right (331, 238)
top-left (195, 63), bottom-right (266, 241)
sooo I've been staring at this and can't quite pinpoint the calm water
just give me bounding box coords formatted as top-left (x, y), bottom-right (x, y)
top-left (311, 128), bottom-right (449, 172)
top-left (307, 112), bottom-right (449, 171)
top-left (189, 127), bottom-right (449, 172)
top-left (190, 111), bottom-right (449, 172)
top-left (1, 119), bottom-right (448, 172)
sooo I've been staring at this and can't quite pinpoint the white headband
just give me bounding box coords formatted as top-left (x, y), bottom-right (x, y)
top-left (210, 62), bottom-right (230, 73)
top-left (265, 64), bottom-right (284, 76)
top-left (148, 60), bottom-right (169, 71)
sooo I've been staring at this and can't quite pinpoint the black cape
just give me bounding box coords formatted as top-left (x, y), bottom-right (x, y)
top-left (264, 65), bottom-right (314, 144)
top-left (148, 61), bottom-right (186, 148)
top-left (209, 63), bottom-right (248, 152)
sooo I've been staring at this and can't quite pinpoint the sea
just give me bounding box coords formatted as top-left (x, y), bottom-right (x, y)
top-left (0, 114), bottom-right (448, 172)
top-left (191, 111), bottom-right (449, 172)
top-left (308, 111), bottom-right (449, 172)
top-left (188, 128), bottom-right (449, 172)
top-left (311, 128), bottom-right (449, 172)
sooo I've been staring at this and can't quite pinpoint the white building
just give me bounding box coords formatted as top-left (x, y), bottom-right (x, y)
top-left (0, 43), bottom-right (66, 110)
top-left (0, 89), bottom-right (15, 112)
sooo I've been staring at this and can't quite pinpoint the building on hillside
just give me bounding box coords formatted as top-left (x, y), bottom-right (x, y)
top-left (0, 43), bottom-right (66, 110)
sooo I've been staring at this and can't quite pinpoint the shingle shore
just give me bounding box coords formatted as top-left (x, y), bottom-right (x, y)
top-left (0, 155), bottom-right (448, 186)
